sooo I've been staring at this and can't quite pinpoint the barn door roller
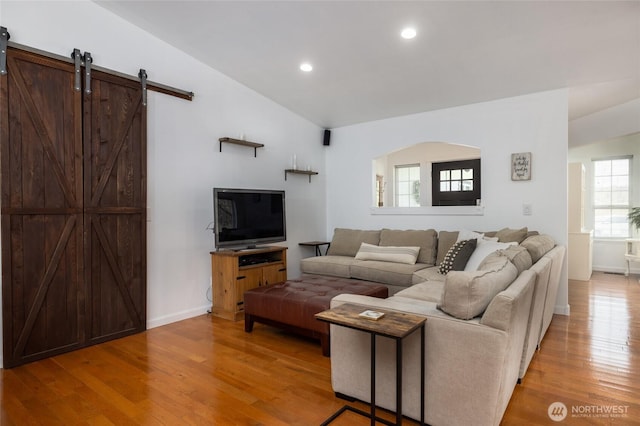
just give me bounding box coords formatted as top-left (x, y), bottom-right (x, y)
top-left (0, 26), bottom-right (10, 75)
top-left (72, 48), bottom-right (82, 91)
top-left (83, 52), bottom-right (92, 94)
top-left (139, 69), bottom-right (147, 106)
top-left (70, 49), bottom-right (93, 93)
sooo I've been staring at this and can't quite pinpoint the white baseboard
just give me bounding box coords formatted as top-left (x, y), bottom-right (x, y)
top-left (554, 304), bottom-right (570, 316)
top-left (592, 266), bottom-right (640, 275)
top-left (147, 304), bottom-right (211, 329)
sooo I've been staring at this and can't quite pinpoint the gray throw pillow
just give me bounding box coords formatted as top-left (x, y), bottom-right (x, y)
top-left (438, 239), bottom-right (477, 275)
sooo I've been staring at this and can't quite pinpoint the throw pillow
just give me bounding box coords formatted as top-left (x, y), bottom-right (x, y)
top-left (498, 245), bottom-right (533, 274)
top-left (520, 234), bottom-right (555, 263)
top-left (456, 229), bottom-right (484, 242)
top-left (326, 228), bottom-right (381, 257)
top-left (463, 239), bottom-right (517, 271)
top-left (354, 242), bottom-right (420, 265)
top-left (379, 228), bottom-right (438, 265)
top-left (438, 239), bottom-right (477, 274)
top-left (495, 227), bottom-right (529, 243)
top-left (438, 255), bottom-right (517, 320)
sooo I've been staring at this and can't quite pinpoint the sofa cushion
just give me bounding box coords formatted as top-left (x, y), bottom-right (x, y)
top-left (350, 260), bottom-right (428, 287)
top-left (478, 251), bottom-right (513, 272)
top-left (354, 242), bottom-right (420, 265)
top-left (412, 266), bottom-right (445, 284)
top-left (499, 245), bottom-right (533, 274)
top-left (380, 228), bottom-right (438, 265)
top-left (326, 228), bottom-right (381, 257)
top-left (495, 227), bottom-right (529, 243)
top-left (394, 281), bottom-right (445, 303)
top-left (438, 239), bottom-right (477, 274)
top-left (439, 254), bottom-right (518, 320)
top-left (520, 234), bottom-right (555, 263)
top-left (300, 255), bottom-right (354, 278)
top-left (463, 239), bottom-right (517, 271)
top-left (436, 231), bottom-right (459, 265)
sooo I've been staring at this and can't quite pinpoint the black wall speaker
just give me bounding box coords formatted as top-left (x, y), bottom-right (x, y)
top-left (323, 129), bottom-right (331, 146)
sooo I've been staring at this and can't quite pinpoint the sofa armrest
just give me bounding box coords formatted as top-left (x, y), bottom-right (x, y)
top-left (328, 287), bottom-right (534, 426)
top-left (538, 245), bottom-right (566, 344)
top-left (481, 269), bottom-right (536, 332)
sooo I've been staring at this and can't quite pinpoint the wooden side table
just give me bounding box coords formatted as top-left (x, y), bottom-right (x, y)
top-left (299, 240), bottom-right (331, 256)
top-left (316, 303), bottom-right (426, 426)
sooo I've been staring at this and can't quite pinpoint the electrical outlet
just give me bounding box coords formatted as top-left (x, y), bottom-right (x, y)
top-left (522, 203), bottom-right (533, 216)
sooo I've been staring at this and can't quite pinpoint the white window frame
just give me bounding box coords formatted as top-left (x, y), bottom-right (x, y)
top-left (394, 164), bottom-right (421, 207)
top-left (592, 156), bottom-right (632, 238)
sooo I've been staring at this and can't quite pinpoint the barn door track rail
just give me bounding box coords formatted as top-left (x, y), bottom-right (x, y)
top-left (0, 26), bottom-right (193, 101)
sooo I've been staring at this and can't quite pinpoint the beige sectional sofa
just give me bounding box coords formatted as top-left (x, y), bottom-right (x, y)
top-left (301, 228), bottom-right (439, 294)
top-left (302, 227), bottom-right (566, 426)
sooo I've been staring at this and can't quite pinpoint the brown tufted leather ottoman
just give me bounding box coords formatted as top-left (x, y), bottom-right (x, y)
top-left (244, 275), bottom-right (388, 356)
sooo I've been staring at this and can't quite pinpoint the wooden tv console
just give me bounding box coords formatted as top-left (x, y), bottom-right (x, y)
top-left (210, 246), bottom-right (287, 321)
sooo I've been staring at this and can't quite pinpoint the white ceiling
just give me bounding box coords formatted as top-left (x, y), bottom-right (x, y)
top-left (94, 1), bottom-right (640, 129)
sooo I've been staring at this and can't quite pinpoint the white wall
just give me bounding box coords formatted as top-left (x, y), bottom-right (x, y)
top-left (0, 0), bottom-right (326, 366)
top-left (568, 132), bottom-right (640, 274)
top-left (325, 90), bottom-right (570, 313)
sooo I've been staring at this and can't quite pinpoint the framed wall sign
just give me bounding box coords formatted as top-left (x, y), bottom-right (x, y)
top-left (511, 152), bottom-right (531, 181)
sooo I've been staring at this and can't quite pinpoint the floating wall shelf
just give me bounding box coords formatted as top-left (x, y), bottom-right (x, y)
top-left (284, 169), bottom-right (318, 183)
top-left (219, 137), bottom-right (264, 157)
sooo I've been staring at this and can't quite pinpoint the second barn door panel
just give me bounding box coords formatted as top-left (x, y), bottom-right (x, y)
top-left (83, 68), bottom-right (147, 345)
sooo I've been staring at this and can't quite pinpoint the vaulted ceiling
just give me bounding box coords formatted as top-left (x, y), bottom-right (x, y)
top-left (95, 1), bottom-right (640, 129)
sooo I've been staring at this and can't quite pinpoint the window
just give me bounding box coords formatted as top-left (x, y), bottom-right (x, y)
top-left (593, 157), bottom-right (631, 238)
top-left (395, 164), bottom-right (420, 207)
top-left (432, 159), bottom-right (481, 206)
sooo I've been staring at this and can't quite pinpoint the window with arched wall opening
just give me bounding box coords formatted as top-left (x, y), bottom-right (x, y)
top-left (373, 141), bottom-right (481, 209)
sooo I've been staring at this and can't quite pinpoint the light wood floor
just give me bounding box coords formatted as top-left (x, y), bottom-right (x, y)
top-left (1, 272), bottom-right (639, 425)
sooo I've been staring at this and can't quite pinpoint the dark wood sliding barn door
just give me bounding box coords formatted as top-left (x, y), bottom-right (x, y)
top-left (1, 47), bottom-right (146, 368)
top-left (1, 49), bottom-right (84, 367)
top-left (83, 69), bottom-right (146, 345)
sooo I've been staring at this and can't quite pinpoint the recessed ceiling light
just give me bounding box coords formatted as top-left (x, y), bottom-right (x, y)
top-left (300, 63), bottom-right (313, 72)
top-left (401, 27), bottom-right (417, 40)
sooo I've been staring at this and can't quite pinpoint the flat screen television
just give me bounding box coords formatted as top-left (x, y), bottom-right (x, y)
top-left (213, 188), bottom-right (286, 249)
